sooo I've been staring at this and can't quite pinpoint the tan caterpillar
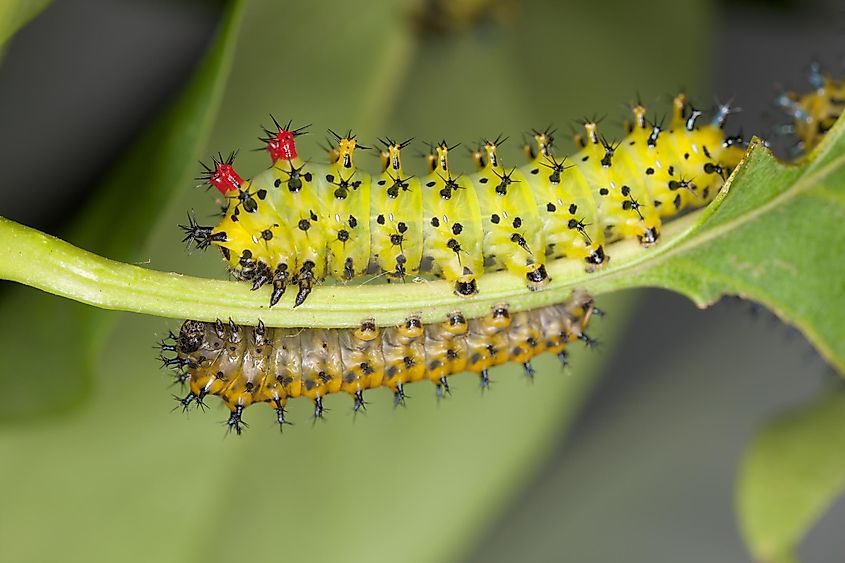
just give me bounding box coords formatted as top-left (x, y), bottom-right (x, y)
top-left (161, 291), bottom-right (597, 433)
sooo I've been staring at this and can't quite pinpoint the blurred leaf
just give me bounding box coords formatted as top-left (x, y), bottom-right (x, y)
top-left (0, 0), bottom-right (51, 47)
top-left (738, 389), bottom-right (845, 563)
top-left (0, 0), bottom-right (245, 420)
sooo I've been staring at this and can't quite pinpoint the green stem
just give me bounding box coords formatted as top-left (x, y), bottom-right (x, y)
top-left (4, 135), bottom-right (829, 330)
top-left (0, 203), bottom-right (698, 328)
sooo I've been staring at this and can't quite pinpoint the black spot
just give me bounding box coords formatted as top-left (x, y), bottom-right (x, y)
top-left (546, 202), bottom-right (556, 212)
top-left (390, 233), bottom-right (403, 245)
top-left (452, 223), bottom-right (463, 235)
top-left (490, 214), bottom-right (500, 224)
top-left (426, 181), bottom-right (436, 187)
top-left (599, 188), bottom-right (609, 196)
top-left (337, 229), bottom-right (349, 242)
top-left (704, 162), bottom-right (720, 174)
top-left (526, 264), bottom-right (548, 283)
top-left (348, 215), bottom-right (358, 228)
top-left (638, 227), bottom-right (659, 245)
top-left (512, 217), bottom-right (522, 228)
top-left (298, 219), bottom-right (310, 231)
top-left (586, 245), bottom-right (605, 265)
top-left (397, 222), bottom-right (407, 233)
top-left (449, 312), bottom-right (466, 326)
top-left (621, 185), bottom-right (630, 196)
top-left (261, 229), bottom-right (273, 240)
top-left (510, 233), bottom-right (527, 249)
top-left (430, 217), bottom-right (440, 228)
top-left (645, 167), bottom-right (654, 175)
top-left (455, 278), bottom-right (477, 296)
top-left (568, 203), bottom-right (577, 214)
top-left (377, 214), bottom-right (385, 225)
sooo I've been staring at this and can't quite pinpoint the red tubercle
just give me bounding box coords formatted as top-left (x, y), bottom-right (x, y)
top-left (199, 152), bottom-right (243, 194)
top-left (267, 129), bottom-right (298, 161)
top-left (209, 163), bottom-right (243, 195)
top-left (261, 117), bottom-right (308, 163)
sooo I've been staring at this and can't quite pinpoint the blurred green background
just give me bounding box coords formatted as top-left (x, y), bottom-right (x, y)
top-left (0, 0), bottom-right (842, 562)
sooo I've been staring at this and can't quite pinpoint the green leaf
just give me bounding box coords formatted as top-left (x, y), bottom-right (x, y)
top-left (0, 0), bottom-right (51, 48)
top-left (0, 0), bottom-right (245, 420)
top-left (738, 389), bottom-right (845, 563)
top-left (603, 117), bottom-right (845, 373)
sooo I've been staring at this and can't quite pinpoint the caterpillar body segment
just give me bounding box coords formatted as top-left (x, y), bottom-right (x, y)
top-left (162, 290), bottom-right (597, 433)
top-left (184, 95), bottom-right (744, 307)
top-left (370, 139), bottom-right (424, 282)
top-left (420, 141), bottom-right (485, 295)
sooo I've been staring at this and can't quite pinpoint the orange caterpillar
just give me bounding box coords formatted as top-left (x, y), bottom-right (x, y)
top-left (160, 290), bottom-right (597, 433)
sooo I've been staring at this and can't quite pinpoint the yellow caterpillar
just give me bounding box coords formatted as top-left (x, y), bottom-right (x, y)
top-left (182, 96), bottom-right (744, 307)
